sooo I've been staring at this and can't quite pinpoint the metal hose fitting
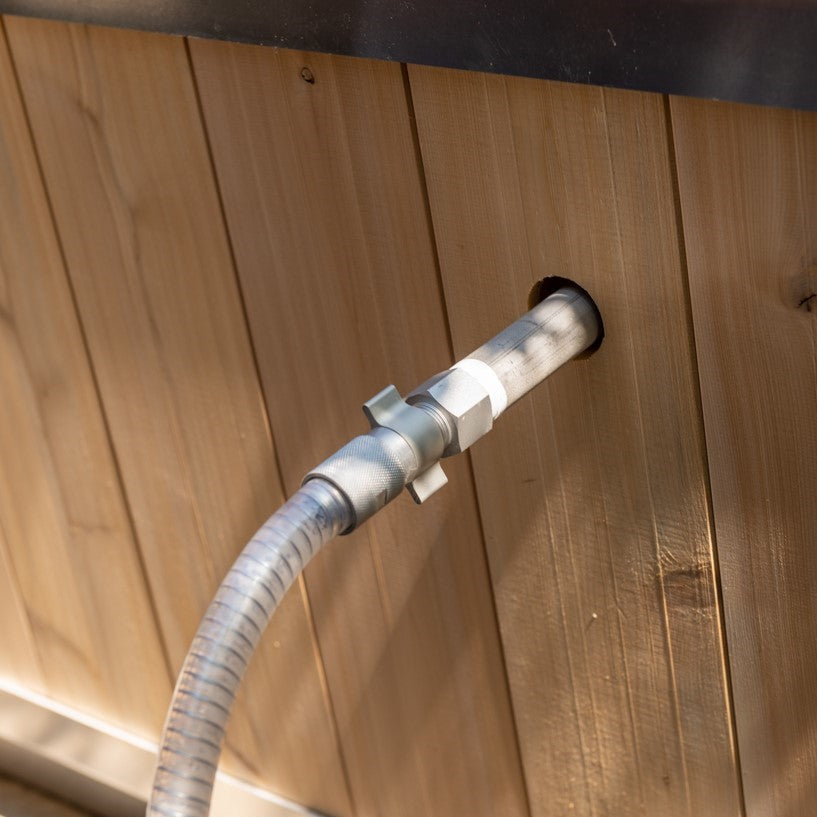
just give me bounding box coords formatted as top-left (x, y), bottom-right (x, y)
top-left (306, 284), bottom-right (600, 530)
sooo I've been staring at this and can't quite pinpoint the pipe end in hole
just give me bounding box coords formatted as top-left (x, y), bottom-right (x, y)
top-left (528, 276), bottom-right (604, 358)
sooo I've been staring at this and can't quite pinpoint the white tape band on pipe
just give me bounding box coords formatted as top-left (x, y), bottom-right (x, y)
top-left (451, 358), bottom-right (508, 419)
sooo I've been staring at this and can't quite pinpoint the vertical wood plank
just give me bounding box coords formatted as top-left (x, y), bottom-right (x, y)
top-left (190, 40), bottom-right (531, 817)
top-left (0, 524), bottom-right (42, 691)
top-left (671, 96), bottom-right (817, 817)
top-left (0, 20), bottom-right (167, 731)
top-left (5, 18), bottom-right (350, 812)
top-left (409, 66), bottom-right (742, 817)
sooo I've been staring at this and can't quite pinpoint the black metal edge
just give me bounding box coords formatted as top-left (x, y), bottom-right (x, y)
top-left (2, 0), bottom-right (817, 112)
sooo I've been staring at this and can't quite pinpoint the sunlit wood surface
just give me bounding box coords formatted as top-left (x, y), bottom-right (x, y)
top-left (1, 14), bottom-right (815, 817)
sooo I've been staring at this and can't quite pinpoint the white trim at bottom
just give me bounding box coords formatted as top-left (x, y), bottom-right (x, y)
top-left (0, 679), bottom-right (328, 817)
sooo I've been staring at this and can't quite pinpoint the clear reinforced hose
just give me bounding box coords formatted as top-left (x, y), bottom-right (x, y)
top-left (147, 479), bottom-right (352, 817)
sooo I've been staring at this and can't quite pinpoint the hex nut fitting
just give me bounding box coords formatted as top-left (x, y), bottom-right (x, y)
top-left (407, 368), bottom-right (493, 456)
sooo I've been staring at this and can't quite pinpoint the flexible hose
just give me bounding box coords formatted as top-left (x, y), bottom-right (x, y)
top-left (148, 285), bottom-right (601, 817)
top-left (147, 479), bottom-right (351, 817)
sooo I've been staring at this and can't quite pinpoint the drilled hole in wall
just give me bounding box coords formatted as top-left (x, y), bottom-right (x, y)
top-left (527, 275), bottom-right (605, 358)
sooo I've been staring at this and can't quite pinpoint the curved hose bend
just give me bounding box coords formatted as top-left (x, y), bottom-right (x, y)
top-left (147, 479), bottom-right (351, 817)
top-left (148, 286), bottom-right (601, 817)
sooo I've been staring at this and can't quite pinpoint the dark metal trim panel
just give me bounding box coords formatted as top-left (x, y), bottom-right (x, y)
top-left (2, 1), bottom-right (817, 112)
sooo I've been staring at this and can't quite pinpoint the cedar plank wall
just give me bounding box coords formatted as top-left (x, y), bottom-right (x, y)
top-left (0, 14), bottom-right (814, 817)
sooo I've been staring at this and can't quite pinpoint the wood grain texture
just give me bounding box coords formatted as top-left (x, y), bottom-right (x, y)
top-left (4, 18), bottom-right (350, 813)
top-left (671, 96), bottom-right (817, 817)
top-left (0, 524), bottom-right (42, 691)
top-left (189, 40), bottom-right (530, 817)
top-left (0, 21), bottom-right (168, 731)
top-left (409, 66), bottom-right (743, 817)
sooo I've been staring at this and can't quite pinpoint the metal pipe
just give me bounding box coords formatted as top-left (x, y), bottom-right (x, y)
top-left (458, 285), bottom-right (600, 414)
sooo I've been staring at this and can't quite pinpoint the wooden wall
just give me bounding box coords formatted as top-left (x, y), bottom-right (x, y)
top-left (0, 15), bottom-right (814, 817)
